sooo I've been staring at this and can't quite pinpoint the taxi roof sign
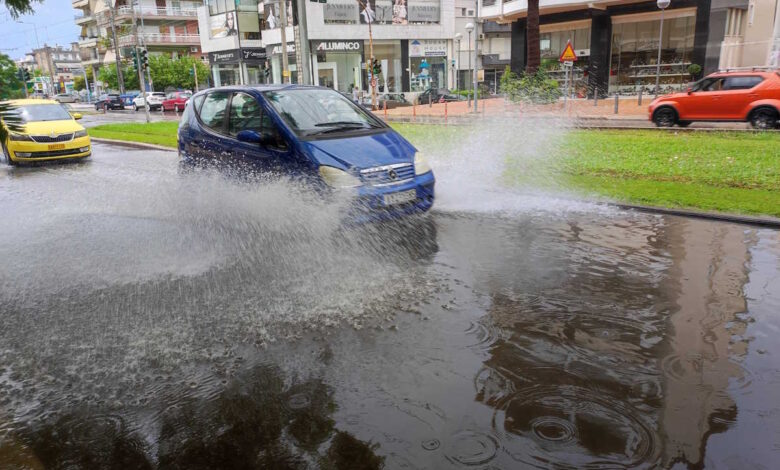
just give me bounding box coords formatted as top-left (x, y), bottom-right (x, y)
top-left (559, 41), bottom-right (578, 62)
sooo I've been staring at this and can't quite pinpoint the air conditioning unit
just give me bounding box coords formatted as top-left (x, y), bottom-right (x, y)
top-left (190, 46), bottom-right (199, 53)
top-left (478, 33), bottom-right (485, 40)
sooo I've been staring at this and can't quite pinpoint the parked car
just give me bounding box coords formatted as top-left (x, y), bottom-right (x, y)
top-left (416, 88), bottom-right (459, 105)
top-left (94, 93), bottom-right (125, 111)
top-left (1, 99), bottom-right (91, 165)
top-left (649, 69), bottom-right (780, 129)
top-left (178, 85), bottom-right (435, 222)
top-left (162, 91), bottom-right (192, 112)
top-left (133, 92), bottom-right (166, 111)
top-left (54, 93), bottom-right (80, 104)
top-left (378, 93), bottom-right (410, 109)
top-left (120, 93), bottom-right (139, 107)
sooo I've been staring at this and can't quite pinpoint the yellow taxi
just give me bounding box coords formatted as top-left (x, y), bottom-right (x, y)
top-left (1, 99), bottom-right (91, 165)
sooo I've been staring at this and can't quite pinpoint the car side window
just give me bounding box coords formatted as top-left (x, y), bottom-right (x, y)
top-left (724, 76), bottom-right (763, 90)
top-left (198, 92), bottom-right (230, 133)
top-left (261, 114), bottom-right (287, 150)
top-left (701, 78), bottom-right (726, 92)
top-left (227, 93), bottom-right (263, 136)
top-left (191, 94), bottom-right (205, 114)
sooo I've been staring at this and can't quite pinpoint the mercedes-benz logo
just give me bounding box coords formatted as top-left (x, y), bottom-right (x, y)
top-left (388, 169), bottom-right (398, 180)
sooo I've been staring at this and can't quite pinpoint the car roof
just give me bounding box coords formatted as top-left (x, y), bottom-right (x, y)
top-left (2, 99), bottom-right (59, 106)
top-left (196, 84), bottom-right (331, 95)
top-left (710, 69), bottom-right (779, 77)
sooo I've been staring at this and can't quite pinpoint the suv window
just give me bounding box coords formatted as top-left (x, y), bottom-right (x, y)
top-left (724, 76), bottom-right (763, 90)
top-left (228, 92), bottom-right (263, 136)
top-left (198, 92), bottom-right (229, 132)
top-left (694, 77), bottom-right (726, 92)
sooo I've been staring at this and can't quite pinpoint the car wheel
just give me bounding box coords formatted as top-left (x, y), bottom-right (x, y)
top-left (678, 121), bottom-right (692, 128)
top-left (653, 107), bottom-right (677, 127)
top-left (750, 107), bottom-right (779, 130)
top-left (103, 103), bottom-right (108, 112)
top-left (2, 142), bottom-right (16, 166)
top-left (133, 103), bottom-right (138, 112)
top-left (174, 104), bottom-right (180, 113)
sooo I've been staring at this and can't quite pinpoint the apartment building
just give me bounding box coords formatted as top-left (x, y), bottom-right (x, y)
top-left (197, 0), bottom-right (456, 99)
top-left (73, 0), bottom-right (205, 81)
top-left (27, 43), bottom-right (84, 94)
top-left (480, 0), bottom-right (780, 96)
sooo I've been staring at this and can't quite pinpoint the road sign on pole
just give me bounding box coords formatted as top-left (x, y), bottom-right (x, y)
top-left (559, 41), bottom-right (578, 63)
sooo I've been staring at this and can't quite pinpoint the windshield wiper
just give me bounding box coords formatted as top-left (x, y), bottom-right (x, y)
top-left (307, 121), bottom-right (379, 136)
top-left (313, 121), bottom-right (371, 128)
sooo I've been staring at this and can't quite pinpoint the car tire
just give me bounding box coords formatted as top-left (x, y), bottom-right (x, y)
top-left (133, 103), bottom-right (138, 112)
top-left (653, 107), bottom-right (677, 127)
top-left (677, 121), bottom-right (692, 128)
top-left (2, 142), bottom-right (16, 166)
top-left (174, 104), bottom-right (180, 113)
top-left (750, 107), bottom-right (779, 130)
top-left (103, 103), bottom-right (108, 112)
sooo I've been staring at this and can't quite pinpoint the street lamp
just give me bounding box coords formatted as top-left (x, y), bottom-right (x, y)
top-left (465, 23), bottom-right (474, 107)
top-left (454, 32), bottom-right (462, 94)
top-left (654, 0), bottom-right (671, 98)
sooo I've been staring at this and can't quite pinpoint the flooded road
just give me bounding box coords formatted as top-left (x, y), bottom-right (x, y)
top-left (1, 144), bottom-right (779, 469)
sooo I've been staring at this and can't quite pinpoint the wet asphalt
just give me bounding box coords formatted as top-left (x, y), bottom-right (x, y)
top-left (0, 143), bottom-right (779, 469)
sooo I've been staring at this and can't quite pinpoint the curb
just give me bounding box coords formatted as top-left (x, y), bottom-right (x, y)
top-left (90, 137), bottom-right (176, 152)
top-left (614, 202), bottom-right (780, 229)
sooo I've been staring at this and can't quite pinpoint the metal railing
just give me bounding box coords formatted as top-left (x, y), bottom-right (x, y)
top-left (117, 33), bottom-right (200, 46)
top-left (113, 6), bottom-right (199, 17)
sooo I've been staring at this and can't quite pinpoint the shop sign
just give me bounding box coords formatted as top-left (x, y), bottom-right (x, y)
top-left (241, 48), bottom-right (267, 62)
top-left (312, 40), bottom-right (363, 54)
top-left (409, 39), bottom-right (447, 58)
top-left (324, 2), bottom-right (358, 22)
top-left (408, 2), bottom-right (439, 23)
top-left (209, 50), bottom-right (239, 63)
top-left (267, 43), bottom-right (296, 56)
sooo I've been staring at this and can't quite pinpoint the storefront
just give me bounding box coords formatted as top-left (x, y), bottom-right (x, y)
top-left (266, 43), bottom-right (298, 84)
top-left (539, 20), bottom-right (591, 97)
top-left (311, 40), bottom-right (364, 93)
top-left (409, 39), bottom-right (448, 92)
top-left (367, 40), bottom-right (403, 94)
top-left (240, 48), bottom-right (269, 84)
top-left (608, 8), bottom-right (697, 95)
top-left (208, 48), bottom-right (269, 86)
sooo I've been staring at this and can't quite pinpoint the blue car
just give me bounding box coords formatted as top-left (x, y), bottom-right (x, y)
top-left (177, 85), bottom-right (435, 222)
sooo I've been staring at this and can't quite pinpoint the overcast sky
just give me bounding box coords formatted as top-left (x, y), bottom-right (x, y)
top-left (1, 0), bottom-right (82, 60)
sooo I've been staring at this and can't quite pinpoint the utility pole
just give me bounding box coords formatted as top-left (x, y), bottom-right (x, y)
top-left (132, 0), bottom-right (151, 123)
top-left (193, 63), bottom-right (199, 91)
top-left (295, 0), bottom-right (311, 84)
top-left (108, 1), bottom-right (125, 94)
top-left (356, 0), bottom-right (376, 109)
top-left (473, 0), bottom-right (479, 113)
top-left (45, 46), bottom-right (57, 95)
top-left (138, 1), bottom-right (153, 90)
top-left (279, 0), bottom-right (290, 83)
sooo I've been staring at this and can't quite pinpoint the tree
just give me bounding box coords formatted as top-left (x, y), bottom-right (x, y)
top-left (0, 53), bottom-right (24, 100)
top-left (98, 64), bottom-right (139, 91)
top-left (73, 75), bottom-right (86, 91)
top-left (526, 0), bottom-right (540, 74)
top-left (2, 0), bottom-right (38, 18)
top-left (148, 55), bottom-right (209, 91)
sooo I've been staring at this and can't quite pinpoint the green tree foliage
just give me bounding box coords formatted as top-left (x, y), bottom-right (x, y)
top-left (148, 55), bottom-right (209, 91)
top-left (73, 75), bottom-right (86, 91)
top-left (98, 64), bottom-right (139, 91)
top-left (0, 53), bottom-right (25, 100)
top-left (2, 0), bottom-right (38, 18)
top-left (500, 65), bottom-right (561, 104)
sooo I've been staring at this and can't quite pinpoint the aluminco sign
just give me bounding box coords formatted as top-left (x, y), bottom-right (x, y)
top-left (314, 41), bottom-right (362, 53)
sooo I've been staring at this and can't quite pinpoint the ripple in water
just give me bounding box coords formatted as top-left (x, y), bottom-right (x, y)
top-left (493, 385), bottom-right (659, 468)
top-left (444, 430), bottom-right (499, 466)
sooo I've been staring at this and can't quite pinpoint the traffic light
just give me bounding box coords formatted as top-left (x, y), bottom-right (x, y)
top-left (130, 48), bottom-right (138, 70)
top-left (140, 49), bottom-right (148, 70)
top-left (371, 58), bottom-right (381, 76)
top-left (23, 68), bottom-right (30, 82)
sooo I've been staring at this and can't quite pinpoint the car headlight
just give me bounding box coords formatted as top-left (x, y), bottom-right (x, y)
top-left (9, 133), bottom-right (32, 141)
top-left (319, 166), bottom-right (361, 188)
top-left (74, 129), bottom-right (87, 138)
top-left (414, 152), bottom-right (431, 175)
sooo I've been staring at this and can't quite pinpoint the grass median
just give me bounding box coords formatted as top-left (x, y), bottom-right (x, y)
top-left (89, 121), bottom-right (780, 218)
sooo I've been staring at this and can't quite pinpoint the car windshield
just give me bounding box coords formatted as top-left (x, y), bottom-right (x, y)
top-left (263, 88), bottom-right (383, 136)
top-left (14, 104), bottom-right (72, 122)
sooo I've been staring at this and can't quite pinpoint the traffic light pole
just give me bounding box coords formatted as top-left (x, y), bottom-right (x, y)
top-left (356, 0), bottom-right (376, 110)
top-left (108, 3), bottom-right (125, 94)
top-left (132, 1), bottom-right (151, 123)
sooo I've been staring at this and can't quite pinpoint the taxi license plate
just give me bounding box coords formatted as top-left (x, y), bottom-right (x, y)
top-left (48, 143), bottom-right (65, 150)
top-left (383, 189), bottom-right (416, 206)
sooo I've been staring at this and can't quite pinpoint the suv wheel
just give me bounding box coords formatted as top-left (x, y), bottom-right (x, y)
top-left (653, 107), bottom-right (677, 127)
top-left (750, 107), bottom-right (779, 130)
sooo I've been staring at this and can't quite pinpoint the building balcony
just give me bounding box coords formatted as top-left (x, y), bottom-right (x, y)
top-left (78, 36), bottom-right (99, 48)
top-left (480, 0), bottom-right (611, 22)
top-left (117, 33), bottom-right (200, 47)
top-left (114, 5), bottom-right (199, 20)
top-left (74, 14), bottom-right (94, 25)
top-left (72, 0), bottom-right (88, 7)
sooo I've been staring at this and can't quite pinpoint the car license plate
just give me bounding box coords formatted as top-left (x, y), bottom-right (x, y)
top-left (48, 144), bottom-right (65, 150)
top-left (383, 189), bottom-right (416, 206)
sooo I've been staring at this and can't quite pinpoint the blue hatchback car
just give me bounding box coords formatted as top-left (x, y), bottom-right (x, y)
top-left (177, 85), bottom-right (435, 222)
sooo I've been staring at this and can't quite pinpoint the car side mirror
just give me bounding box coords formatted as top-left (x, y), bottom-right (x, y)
top-left (236, 130), bottom-right (264, 144)
top-left (687, 88), bottom-right (692, 95)
top-left (71, 112), bottom-right (82, 120)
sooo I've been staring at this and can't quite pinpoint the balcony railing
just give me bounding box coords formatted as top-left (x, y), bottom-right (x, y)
top-left (117, 33), bottom-right (200, 46)
top-left (74, 14), bottom-right (94, 24)
top-left (114, 6), bottom-right (199, 18)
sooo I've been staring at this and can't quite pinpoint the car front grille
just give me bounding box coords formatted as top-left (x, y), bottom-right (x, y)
top-left (360, 163), bottom-right (415, 186)
top-left (20, 148), bottom-right (87, 158)
top-left (31, 133), bottom-right (74, 143)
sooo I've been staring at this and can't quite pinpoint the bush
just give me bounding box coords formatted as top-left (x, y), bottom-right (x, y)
top-left (499, 66), bottom-right (562, 104)
top-left (452, 89), bottom-right (485, 99)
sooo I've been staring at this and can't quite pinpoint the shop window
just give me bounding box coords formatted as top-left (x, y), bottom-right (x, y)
top-left (410, 57), bottom-right (447, 92)
top-left (609, 14), bottom-right (696, 95)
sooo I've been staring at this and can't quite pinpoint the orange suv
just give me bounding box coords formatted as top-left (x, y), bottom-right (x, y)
top-left (648, 69), bottom-right (780, 129)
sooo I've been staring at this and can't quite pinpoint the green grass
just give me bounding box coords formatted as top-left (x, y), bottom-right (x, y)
top-left (89, 121), bottom-right (180, 148)
top-left (89, 121), bottom-right (780, 218)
